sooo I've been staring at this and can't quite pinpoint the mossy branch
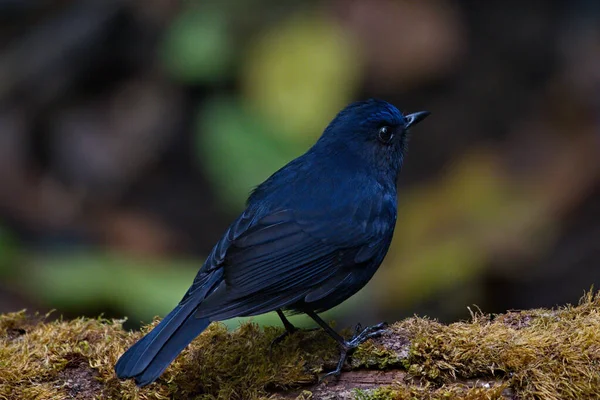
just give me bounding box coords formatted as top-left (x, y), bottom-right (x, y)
top-left (2, 292), bottom-right (600, 399)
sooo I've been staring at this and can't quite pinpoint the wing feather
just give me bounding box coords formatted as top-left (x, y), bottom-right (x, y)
top-left (194, 194), bottom-right (393, 319)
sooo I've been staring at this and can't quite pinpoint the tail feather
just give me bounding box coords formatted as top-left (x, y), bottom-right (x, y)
top-left (115, 302), bottom-right (212, 386)
top-left (115, 272), bottom-right (221, 386)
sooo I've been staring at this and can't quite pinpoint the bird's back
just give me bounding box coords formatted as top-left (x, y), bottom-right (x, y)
top-left (212, 150), bottom-right (399, 314)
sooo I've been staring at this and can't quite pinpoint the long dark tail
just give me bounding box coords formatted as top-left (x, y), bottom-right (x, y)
top-left (114, 299), bottom-right (211, 386)
top-left (115, 270), bottom-right (223, 387)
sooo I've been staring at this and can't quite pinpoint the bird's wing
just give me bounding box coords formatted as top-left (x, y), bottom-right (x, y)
top-left (193, 195), bottom-right (394, 320)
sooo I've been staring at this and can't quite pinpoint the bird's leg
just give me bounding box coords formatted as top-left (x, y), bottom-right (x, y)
top-left (270, 309), bottom-right (320, 354)
top-left (305, 310), bottom-right (388, 380)
top-left (277, 309), bottom-right (298, 334)
top-left (269, 309), bottom-right (299, 353)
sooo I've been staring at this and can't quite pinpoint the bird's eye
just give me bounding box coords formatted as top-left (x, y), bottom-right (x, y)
top-left (377, 126), bottom-right (394, 144)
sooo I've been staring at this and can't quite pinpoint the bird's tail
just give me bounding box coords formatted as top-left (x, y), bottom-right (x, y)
top-left (114, 299), bottom-right (211, 386)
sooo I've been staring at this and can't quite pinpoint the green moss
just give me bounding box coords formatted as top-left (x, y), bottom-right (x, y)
top-left (354, 384), bottom-right (508, 400)
top-left (2, 292), bottom-right (600, 399)
top-left (0, 311), bottom-right (337, 399)
top-left (404, 291), bottom-right (600, 399)
top-left (0, 310), bottom-right (129, 399)
top-left (351, 341), bottom-right (403, 370)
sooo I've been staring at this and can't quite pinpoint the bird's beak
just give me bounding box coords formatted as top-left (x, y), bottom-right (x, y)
top-left (404, 111), bottom-right (431, 129)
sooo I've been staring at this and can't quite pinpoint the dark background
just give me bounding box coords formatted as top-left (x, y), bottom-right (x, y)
top-left (0, 0), bottom-right (598, 331)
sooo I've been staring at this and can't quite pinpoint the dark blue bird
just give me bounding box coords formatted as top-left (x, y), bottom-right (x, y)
top-left (115, 99), bottom-right (430, 386)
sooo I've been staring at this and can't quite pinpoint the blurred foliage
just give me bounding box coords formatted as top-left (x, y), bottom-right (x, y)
top-left (380, 152), bottom-right (523, 304)
top-left (373, 130), bottom-right (599, 310)
top-left (195, 11), bottom-right (361, 210)
top-left (0, 226), bottom-right (18, 277)
top-left (196, 97), bottom-right (302, 210)
top-left (242, 13), bottom-right (362, 146)
top-left (0, 0), bottom-right (598, 329)
top-left (26, 252), bottom-right (197, 322)
top-left (160, 4), bottom-right (234, 84)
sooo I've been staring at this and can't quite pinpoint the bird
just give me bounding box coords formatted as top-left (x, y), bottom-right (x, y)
top-left (114, 98), bottom-right (430, 387)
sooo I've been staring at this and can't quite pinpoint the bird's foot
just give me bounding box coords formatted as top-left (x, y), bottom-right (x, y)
top-left (348, 322), bottom-right (388, 347)
top-left (320, 322), bottom-right (388, 382)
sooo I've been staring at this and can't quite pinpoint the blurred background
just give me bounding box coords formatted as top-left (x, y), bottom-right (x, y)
top-left (0, 0), bottom-right (598, 331)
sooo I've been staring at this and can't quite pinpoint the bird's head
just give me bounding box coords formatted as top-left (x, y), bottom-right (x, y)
top-left (315, 99), bottom-right (430, 179)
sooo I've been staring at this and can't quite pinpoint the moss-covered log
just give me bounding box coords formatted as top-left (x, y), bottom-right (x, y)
top-left (2, 292), bottom-right (600, 399)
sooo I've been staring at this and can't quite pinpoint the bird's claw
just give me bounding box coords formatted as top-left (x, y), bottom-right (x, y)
top-left (348, 321), bottom-right (388, 347)
top-left (319, 322), bottom-right (389, 382)
top-left (319, 367), bottom-right (343, 382)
